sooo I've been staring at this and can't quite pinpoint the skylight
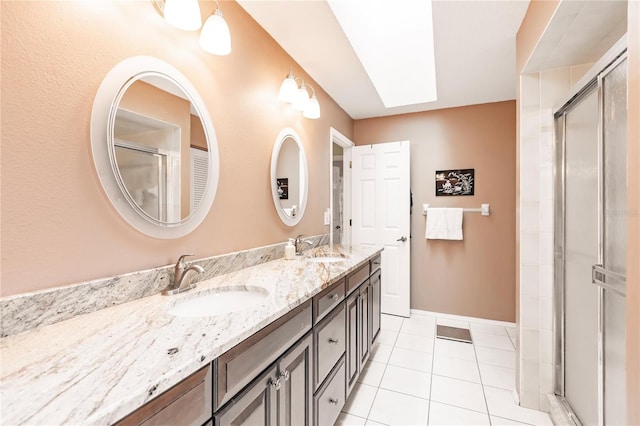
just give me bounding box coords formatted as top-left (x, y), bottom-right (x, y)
top-left (327, 0), bottom-right (437, 108)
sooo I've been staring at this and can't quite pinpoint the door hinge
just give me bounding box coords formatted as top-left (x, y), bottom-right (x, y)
top-left (349, 161), bottom-right (352, 169)
top-left (349, 219), bottom-right (352, 226)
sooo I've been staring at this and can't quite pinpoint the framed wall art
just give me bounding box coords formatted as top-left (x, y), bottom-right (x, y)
top-left (435, 169), bottom-right (475, 196)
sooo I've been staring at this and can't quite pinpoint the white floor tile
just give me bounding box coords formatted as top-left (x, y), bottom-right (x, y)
top-left (357, 361), bottom-right (386, 387)
top-left (434, 338), bottom-right (476, 361)
top-left (430, 375), bottom-right (487, 413)
top-left (335, 412), bottom-right (367, 426)
top-left (342, 383), bottom-right (378, 418)
top-left (428, 401), bottom-right (490, 425)
top-left (368, 388), bottom-right (429, 425)
top-left (470, 322), bottom-right (509, 337)
top-left (437, 317), bottom-right (470, 328)
top-left (476, 346), bottom-right (516, 369)
top-left (379, 364), bottom-right (431, 399)
top-left (484, 387), bottom-right (553, 425)
top-left (375, 329), bottom-right (399, 346)
top-left (490, 415), bottom-right (533, 425)
top-left (432, 355), bottom-right (481, 383)
top-left (365, 420), bottom-right (388, 426)
top-left (380, 314), bottom-right (404, 331)
top-left (395, 333), bottom-right (434, 352)
top-left (479, 363), bottom-right (516, 390)
top-left (472, 331), bottom-right (515, 351)
top-left (370, 342), bottom-right (393, 363)
top-left (388, 346), bottom-right (433, 373)
top-left (400, 316), bottom-right (436, 337)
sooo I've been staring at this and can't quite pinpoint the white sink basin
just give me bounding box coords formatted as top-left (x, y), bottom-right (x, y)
top-left (307, 255), bottom-right (346, 263)
top-left (168, 288), bottom-right (269, 318)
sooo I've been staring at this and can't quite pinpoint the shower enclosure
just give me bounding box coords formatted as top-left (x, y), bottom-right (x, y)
top-left (553, 51), bottom-right (627, 425)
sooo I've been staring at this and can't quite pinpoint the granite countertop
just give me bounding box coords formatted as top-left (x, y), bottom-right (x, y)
top-left (0, 244), bottom-right (382, 425)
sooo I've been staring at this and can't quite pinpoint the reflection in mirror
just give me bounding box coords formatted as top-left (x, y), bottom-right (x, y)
top-left (332, 142), bottom-right (344, 244)
top-left (271, 128), bottom-right (308, 226)
top-left (112, 75), bottom-right (208, 223)
top-left (91, 56), bottom-right (219, 239)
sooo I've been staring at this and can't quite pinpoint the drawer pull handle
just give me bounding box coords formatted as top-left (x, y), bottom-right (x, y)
top-left (328, 337), bottom-right (339, 344)
top-left (278, 370), bottom-right (290, 381)
top-left (331, 294), bottom-right (340, 301)
top-left (328, 397), bottom-right (339, 405)
top-left (269, 378), bottom-right (281, 391)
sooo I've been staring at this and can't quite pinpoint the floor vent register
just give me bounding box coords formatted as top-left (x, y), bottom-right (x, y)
top-left (436, 325), bottom-right (473, 344)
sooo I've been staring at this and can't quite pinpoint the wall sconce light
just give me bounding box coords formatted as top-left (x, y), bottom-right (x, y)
top-left (278, 70), bottom-right (321, 119)
top-left (153, 0), bottom-right (231, 56)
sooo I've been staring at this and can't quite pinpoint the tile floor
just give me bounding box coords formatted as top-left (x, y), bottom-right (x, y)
top-left (335, 313), bottom-right (553, 426)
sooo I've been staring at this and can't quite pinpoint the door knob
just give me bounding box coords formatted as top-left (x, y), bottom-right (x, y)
top-left (396, 236), bottom-right (407, 242)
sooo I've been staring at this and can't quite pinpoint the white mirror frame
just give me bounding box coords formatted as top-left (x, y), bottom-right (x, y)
top-left (270, 128), bottom-right (308, 227)
top-left (91, 56), bottom-right (219, 239)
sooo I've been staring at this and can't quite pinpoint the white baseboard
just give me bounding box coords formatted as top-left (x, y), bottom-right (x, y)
top-left (410, 308), bottom-right (516, 328)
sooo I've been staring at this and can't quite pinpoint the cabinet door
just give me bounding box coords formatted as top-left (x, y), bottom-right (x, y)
top-left (278, 333), bottom-right (313, 426)
top-left (358, 282), bottom-right (371, 367)
top-left (370, 271), bottom-right (381, 345)
top-left (345, 291), bottom-right (360, 397)
top-left (214, 366), bottom-right (278, 426)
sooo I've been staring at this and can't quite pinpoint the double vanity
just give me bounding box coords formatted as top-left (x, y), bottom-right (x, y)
top-left (0, 245), bottom-right (382, 425)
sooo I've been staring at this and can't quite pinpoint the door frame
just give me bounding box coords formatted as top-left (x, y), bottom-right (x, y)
top-left (330, 127), bottom-right (354, 246)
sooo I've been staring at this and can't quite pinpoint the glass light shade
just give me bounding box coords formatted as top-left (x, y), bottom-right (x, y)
top-left (278, 74), bottom-right (298, 103)
top-left (292, 85), bottom-right (310, 111)
top-left (303, 95), bottom-right (321, 119)
top-left (163, 0), bottom-right (202, 31)
top-left (199, 10), bottom-right (232, 55)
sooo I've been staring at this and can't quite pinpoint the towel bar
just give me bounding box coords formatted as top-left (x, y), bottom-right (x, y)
top-left (422, 203), bottom-right (490, 216)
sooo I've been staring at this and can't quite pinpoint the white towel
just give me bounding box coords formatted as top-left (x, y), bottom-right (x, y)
top-left (425, 208), bottom-right (463, 240)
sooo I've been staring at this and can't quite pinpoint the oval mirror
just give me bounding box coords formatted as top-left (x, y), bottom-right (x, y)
top-left (91, 57), bottom-right (219, 239)
top-left (270, 128), bottom-right (308, 226)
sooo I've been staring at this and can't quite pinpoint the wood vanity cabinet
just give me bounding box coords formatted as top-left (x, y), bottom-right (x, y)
top-left (345, 259), bottom-right (382, 398)
top-left (117, 255), bottom-right (382, 426)
top-left (115, 365), bottom-right (212, 426)
top-left (370, 268), bottom-right (381, 345)
top-left (214, 333), bottom-right (313, 426)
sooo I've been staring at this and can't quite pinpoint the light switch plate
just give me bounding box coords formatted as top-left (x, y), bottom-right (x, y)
top-left (323, 209), bottom-right (331, 225)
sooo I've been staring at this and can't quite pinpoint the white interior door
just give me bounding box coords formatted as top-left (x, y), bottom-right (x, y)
top-left (351, 141), bottom-right (410, 317)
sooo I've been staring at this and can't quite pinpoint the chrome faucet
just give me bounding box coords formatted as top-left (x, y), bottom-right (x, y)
top-left (294, 235), bottom-right (313, 256)
top-left (162, 254), bottom-right (205, 295)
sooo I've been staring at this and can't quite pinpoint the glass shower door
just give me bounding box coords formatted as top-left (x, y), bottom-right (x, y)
top-left (555, 55), bottom-right (627, 425)
top-left (563, 86), bottom-right (600, 426)
top-left (600, 58), bottom-right (627, 426)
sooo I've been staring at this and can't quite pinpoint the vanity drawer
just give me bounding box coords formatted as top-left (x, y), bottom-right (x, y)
top-left (314, 303), bottom-right (346, 390)
top-left (370, 254), bottom-right (381, 274)
top-left (346, 263), bottom-right (369, 295)
top-left (214, 300), bottom-right (312, 410)
top-left (314, 356), bottom-right (346, 426)
top-left (312, 279), bottom-right (345, 324)
top-left (116, 365), bottom-right (211, 426)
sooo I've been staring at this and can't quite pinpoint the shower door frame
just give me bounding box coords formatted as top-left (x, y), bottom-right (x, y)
top-left (552, 47), bottom-right (627, 426)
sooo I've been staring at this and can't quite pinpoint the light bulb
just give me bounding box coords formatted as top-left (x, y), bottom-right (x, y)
top-left (303, 95), bottom-right (321, 119)
top-left (200, 9), bottom-right (231, 55)
top-left (278, 73), bottom-right (298, 103)
top-left (293, 83), bottom-right (310, 111)
top-left (163, 0), bottom-right (202, 31)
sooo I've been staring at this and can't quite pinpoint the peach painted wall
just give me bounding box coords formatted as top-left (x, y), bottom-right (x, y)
top-left (191, 115), bottom-right (207, 150)
top-left (626, 0), bottom-right (640, 422)
top-left (0, 0), bottom-right (353, 297)
top-left (354, 101), bottom-right (516, 322)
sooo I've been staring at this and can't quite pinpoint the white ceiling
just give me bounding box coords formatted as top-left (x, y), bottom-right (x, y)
top-left (237, 0), bottom-right (530, 119)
